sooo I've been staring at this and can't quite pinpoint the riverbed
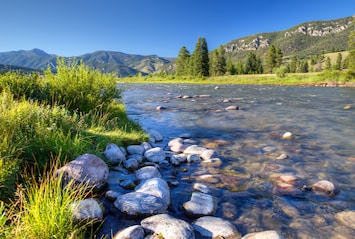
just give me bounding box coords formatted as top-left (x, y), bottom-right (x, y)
top-left (113, 83), bottom-right (355, 238)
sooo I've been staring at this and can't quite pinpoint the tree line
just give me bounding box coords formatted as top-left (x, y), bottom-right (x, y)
top-left (175, 32), bottom-right (355, 77)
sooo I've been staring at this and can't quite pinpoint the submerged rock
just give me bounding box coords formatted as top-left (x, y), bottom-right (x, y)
top-left (149, 130), bottom-right (163, 143)
top-left (312, 180), bottom-right (339, 196)
top-left (193, 216), bottom-right (241, 239)
top-left (335, 210), bottom-right (355, 230)
top-left (141, 214), bottom-right (195, 239)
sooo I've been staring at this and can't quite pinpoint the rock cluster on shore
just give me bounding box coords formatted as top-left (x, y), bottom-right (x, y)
top-left (55, 129), bottom-right (348, 239)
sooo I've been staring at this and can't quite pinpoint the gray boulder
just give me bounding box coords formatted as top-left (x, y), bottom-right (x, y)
top-left (193, 216), bottom-right (241, 239)
top-left (183, 192), bottom-right (217, 217)
top-left (141, 214), bottom-right (195, 239)
top-left (124, 158), bottom-right (139, 171)
top-left (135, 166), bottom-right (162, 181)
top-left (56, 153), bottom-right (109, 191)
top-left (71, 198), bottom-right (103, 222)
top-left (113, 225), bottom-right (145, 239)
top-left (104, 143), bottom-right (126, 165)
top-left (114, 192), bottom-right (167, 217)
top-left (144, 147), bottom-right (166, 163)
top-left (135, 178), bottom-right (170, 206)
top-left (149, 130), bottom-right (163, 143)
top-left (127, 145), bottom-right (145, 155)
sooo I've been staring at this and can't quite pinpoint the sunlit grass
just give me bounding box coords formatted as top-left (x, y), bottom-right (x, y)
top-left (0, 61), bottom-right (148, 238)
top-left (119, 71), bottom-right (355, 85)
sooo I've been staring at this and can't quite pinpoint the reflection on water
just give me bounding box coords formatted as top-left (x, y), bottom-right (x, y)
top-left (120, 83), bottom-right (355, 238)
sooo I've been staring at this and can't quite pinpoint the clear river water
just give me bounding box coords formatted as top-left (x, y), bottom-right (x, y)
top-left (109, 83), bottom-right (355, 238)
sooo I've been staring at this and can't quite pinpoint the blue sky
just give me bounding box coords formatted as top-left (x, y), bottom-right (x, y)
top-left (0, 0), bottom-right (354, 57)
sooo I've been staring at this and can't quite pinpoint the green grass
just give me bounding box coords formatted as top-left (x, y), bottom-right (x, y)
top-left (119, 70), bottom-right (355, 86)
top-left (0, 60), bottom-right (148, 238)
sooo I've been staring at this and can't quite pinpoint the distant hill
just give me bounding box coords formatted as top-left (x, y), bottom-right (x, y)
top-left (0, 49), bottom-right (172, 77)
top-left (224, 16), bottom-right (354, 60)
top-left (0, 16), bottom-right (353, 75)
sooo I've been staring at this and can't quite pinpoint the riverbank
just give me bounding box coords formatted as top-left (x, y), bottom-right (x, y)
top-left (119, 71), bottom-right (355, 87)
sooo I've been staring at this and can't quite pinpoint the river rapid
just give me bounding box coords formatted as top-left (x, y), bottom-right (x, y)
top-left (117, 83), bottom-right (355, 238)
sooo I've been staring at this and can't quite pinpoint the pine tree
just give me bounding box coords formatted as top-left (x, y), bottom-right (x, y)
top-left (335, 53), bottom-right (342, 71)
top-left (226, 56), bottom-right (236, 75)
top-left (265, 45), bottom-right (276, 73)
top-left (276, 46), bottom-right (283, 67)
top-left (191, 37), bottom-right (210, 76)
top-left (176, 46), bottom-right (190, 75)
top-left (324, 57), bottom-right (332, 71)
top-left (289, 56), bottom-right (298, 73)
top-left (245, 52), bottom-right (263, 74)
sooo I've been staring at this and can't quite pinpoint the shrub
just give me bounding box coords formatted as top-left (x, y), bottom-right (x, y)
top-left (44, 58), bottom-right (121, 113)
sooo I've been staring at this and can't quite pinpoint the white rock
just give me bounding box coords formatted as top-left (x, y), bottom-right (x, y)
top-left (282, 132), bottom-right (293, 139)
top-left (200, 149), bottom-right (218, 160)
top-left (144, 147), bottom-right (166, 163)
top-left (183, 192), bottom-right (217, 217)
top-left (193, 183), bottom-right (210, 194)
top-left (242, 230), bottom-right (285, 239)
top-left (184, 145), bottom-right (208, 155)
top-left (187, 154), bottom-right (201, 163)
top-left (71, 198), bottom-right (103, 222)
top-left (135, 166), bottom-right (162, 181)
top-left (135, 178), bottom-right (171, 206)
top-left (56, 153), bottom-right (109, 191)
top-left (141, 214), bottom-right (195, 239)
top-left (193, 216), bottom-right (241, 239)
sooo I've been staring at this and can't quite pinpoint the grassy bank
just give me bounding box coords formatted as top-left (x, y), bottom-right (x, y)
top-left (119, 70), bottom-right (355, 86)
top-left (0, 60), bottom-right (147, 238)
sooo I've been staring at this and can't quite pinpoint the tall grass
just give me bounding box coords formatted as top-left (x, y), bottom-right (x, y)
top-left (3, 158), bottom-right (95, 239)
top-left (0, 60), bottom-right (147, 238)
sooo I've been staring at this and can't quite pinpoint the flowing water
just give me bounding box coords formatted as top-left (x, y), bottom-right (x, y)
top-left (113, 83), bottom-right (355, 238)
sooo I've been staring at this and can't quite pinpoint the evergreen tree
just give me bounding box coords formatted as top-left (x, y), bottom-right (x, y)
top-left (235, 60), bottom-right (244, 74)
top-left (191, 37), bottom-right (210, 76)
top-left (289, 56), bottom-right (298, 73)
top-left (265, 45), bottom-right (277, 73)
top-left (176, 46), bottom-right (190, 75)
top-left (347, 18), bottom-right (355, 70)
top-left (335, 53), bottom-right (342, 70)
top-left (324, 57), bottom-right (332, 71)
top-left (276, 46), bottom-right (283, 67)
top-left (226, 56), bottom-right (236, 75)
top-left (245, 52), bottom-right (263, 74)
top-left (210, 45), bottom-right (226, 76)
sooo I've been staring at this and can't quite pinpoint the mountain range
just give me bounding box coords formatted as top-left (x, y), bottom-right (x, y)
top-left (0, 15), bottom-right (353, 76)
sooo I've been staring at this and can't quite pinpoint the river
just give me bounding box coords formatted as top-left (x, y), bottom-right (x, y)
top-left (115, 83), bottom-right (355, 238)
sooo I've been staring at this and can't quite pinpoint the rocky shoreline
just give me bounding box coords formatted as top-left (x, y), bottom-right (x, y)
top-left (56, 129), bottom-right (354, 239)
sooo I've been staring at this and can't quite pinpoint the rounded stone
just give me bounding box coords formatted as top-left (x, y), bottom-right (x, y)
top-left (193, 216), bottom-right (241, 239)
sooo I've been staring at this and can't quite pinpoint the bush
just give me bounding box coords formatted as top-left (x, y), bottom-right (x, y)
top-left (44, 58), bottom-right (121, 113)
